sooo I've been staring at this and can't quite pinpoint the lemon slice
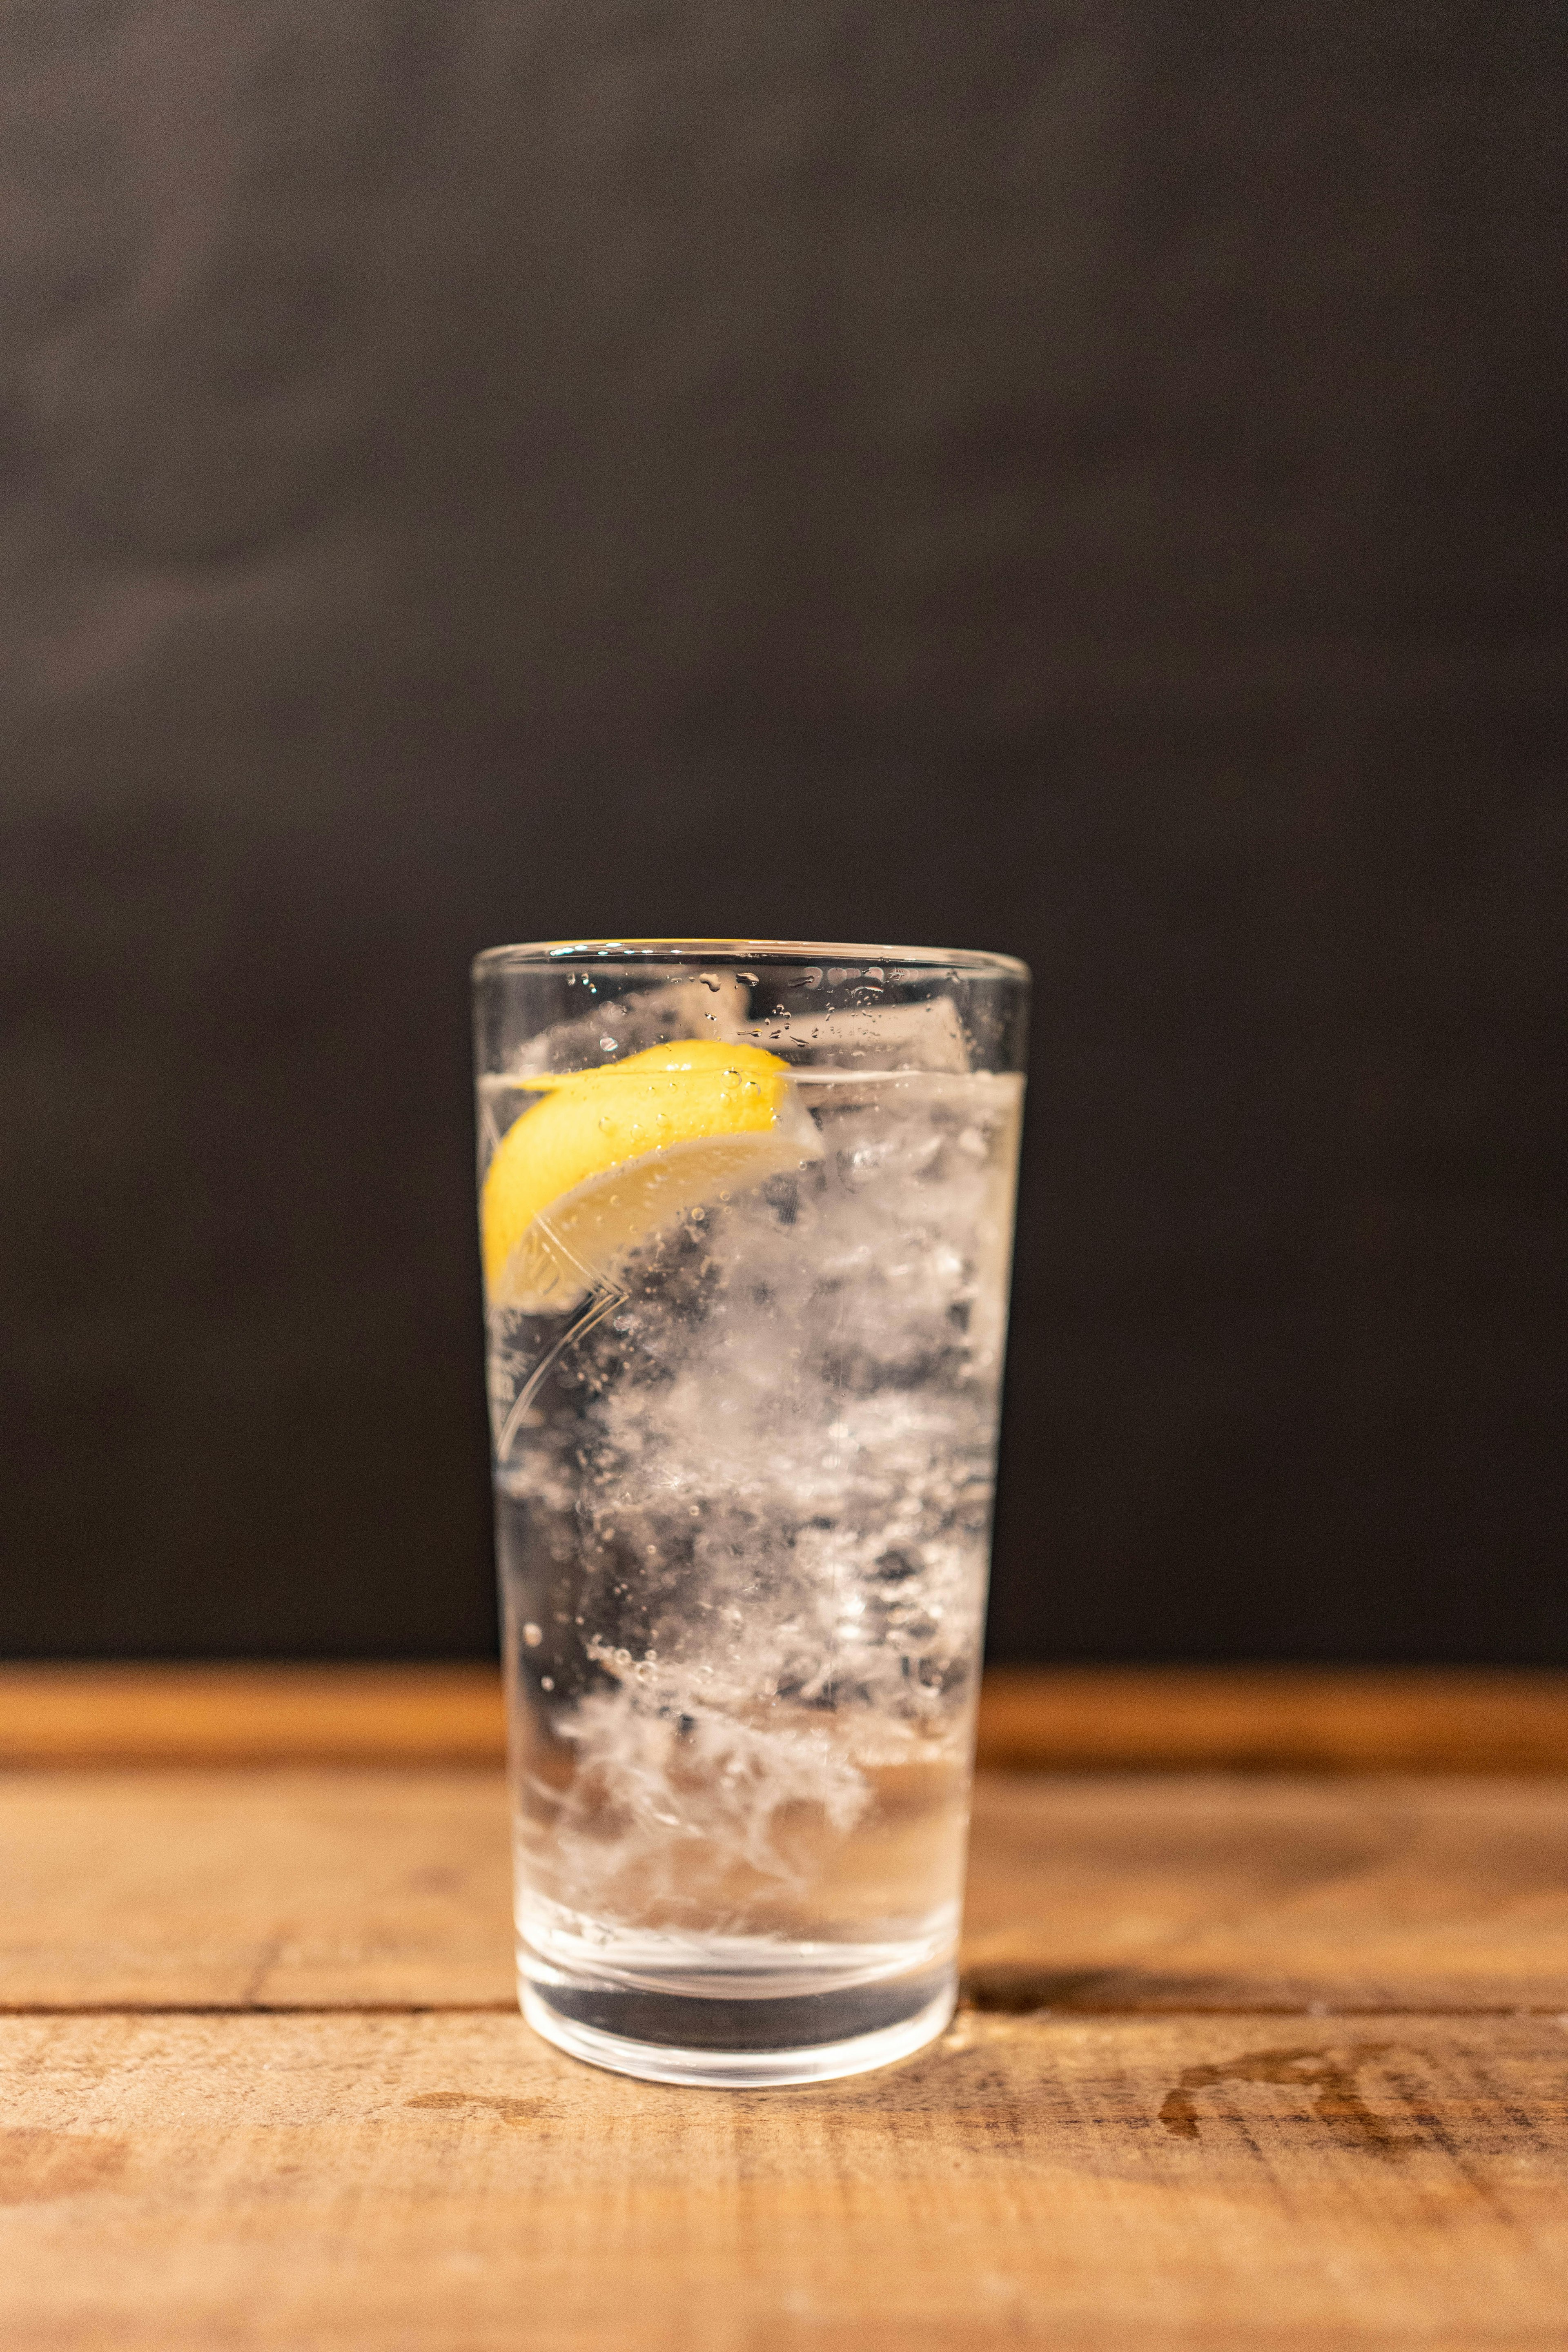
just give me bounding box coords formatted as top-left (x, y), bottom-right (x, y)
top-left (481, 1038), bottom-right (822, 1313)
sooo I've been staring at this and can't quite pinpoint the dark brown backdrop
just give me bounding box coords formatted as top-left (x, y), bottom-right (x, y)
top-left (3, 0), bottom-right (1565, 1661)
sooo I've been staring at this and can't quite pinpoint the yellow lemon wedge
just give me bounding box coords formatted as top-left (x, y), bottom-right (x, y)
top-left (481, 1038), bottom-right (822, 1313)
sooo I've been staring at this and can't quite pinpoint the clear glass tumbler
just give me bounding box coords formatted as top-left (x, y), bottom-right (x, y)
top-left (472, 940), bottom-right (1028, 2085)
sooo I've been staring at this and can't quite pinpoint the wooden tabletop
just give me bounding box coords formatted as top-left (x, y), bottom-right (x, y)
top-left (3, 1667), bottom-right (1567, 2350)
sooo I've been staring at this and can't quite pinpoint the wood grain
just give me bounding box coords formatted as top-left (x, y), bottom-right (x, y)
top-left (5, 1664), bottom-right (1567, 1771)
top-left (4, 2009), bottom-right (1566, 2350)
top-left (4, 1768), bottom-right (1565, 2017)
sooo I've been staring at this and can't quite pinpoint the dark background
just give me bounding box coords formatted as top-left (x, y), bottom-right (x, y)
top-left (3, 1), bottom-right (1565, 1664)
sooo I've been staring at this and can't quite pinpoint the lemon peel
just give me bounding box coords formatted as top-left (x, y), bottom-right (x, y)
top-left (481, 1038), bottom-right (821, 1313)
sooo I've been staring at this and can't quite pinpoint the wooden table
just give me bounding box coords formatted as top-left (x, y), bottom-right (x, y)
top-left (3, 1666), bottom-right (1567, 2350)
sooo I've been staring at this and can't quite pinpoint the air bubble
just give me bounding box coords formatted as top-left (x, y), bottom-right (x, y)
top-left (523, 1622), bottom-right (543, 1647)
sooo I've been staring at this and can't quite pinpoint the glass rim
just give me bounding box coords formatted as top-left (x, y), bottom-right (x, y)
top-left (472, 936), bottom-right (1029, 981)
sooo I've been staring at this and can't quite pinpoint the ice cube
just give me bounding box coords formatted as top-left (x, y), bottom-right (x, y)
top-left (512, 974), bottom-right (751, 1077)
top-left (736, 998), bottom-right (971, 1074)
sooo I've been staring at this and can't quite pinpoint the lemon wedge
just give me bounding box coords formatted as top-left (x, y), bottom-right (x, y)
top-left (481, 1038), bottom-right (822, 1313)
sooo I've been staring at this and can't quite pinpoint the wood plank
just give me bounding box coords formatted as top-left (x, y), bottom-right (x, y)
top-left (0, 1769), bottom-right (514, 2011)
top-left (0, 1664), bottom-right (507, 1768)
top-left (978, 1666), bottom-right (1568, 1773)
top-left (4, 1769), bottom-right (1565, 2016)
top-left (5, 1664), bottom-right (1568, 1772)
top-left (961, 1773), bottom-right (1568, 2016)
top-left (3, 2009), bottom-right (1566, 2350)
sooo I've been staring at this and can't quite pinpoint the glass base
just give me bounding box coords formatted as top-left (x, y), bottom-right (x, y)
top-left (521, 1974), bottom-right (956, 2088)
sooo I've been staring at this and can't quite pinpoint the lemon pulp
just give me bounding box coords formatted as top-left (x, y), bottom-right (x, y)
top-left (481, 1038), bottom-right (822, 1313)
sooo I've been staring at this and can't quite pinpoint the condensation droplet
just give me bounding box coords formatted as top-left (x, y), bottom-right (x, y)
top-left (522, 1622), bottom-right (543, 1647)
top-left (540, 1675), bottom-right (555, 1691)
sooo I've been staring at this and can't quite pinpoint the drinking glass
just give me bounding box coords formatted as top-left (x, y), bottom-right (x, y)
top-left (472, 940), bottom-right (1028, 2085)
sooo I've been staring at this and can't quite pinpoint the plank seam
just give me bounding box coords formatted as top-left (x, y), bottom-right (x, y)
top-left (2, 2000), bottom-right (1563, 2020)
